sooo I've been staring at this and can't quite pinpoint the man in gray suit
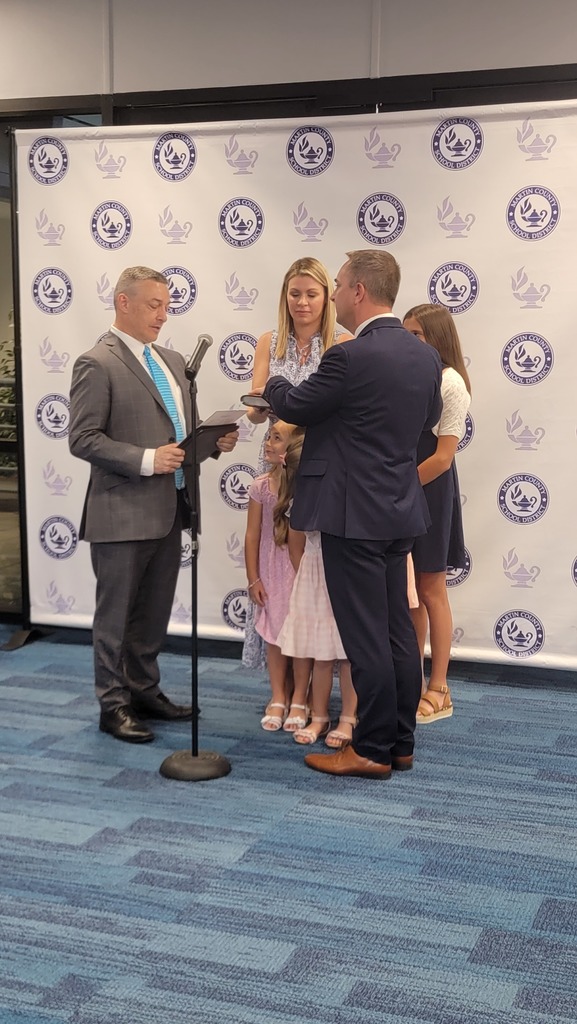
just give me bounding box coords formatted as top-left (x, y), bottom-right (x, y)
top-left (69, 266), bottom-right (238, 742)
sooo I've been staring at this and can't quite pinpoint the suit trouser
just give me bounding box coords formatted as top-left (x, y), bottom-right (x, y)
top-left (321, 533), bottom-right (422, 765)
top-left (90, 504), bottom-right (183, 710)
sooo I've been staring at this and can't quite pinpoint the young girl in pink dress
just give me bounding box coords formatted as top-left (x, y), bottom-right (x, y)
top-left (244, 422), bottom-right (310, 732)
top-left (276, 492), bottom-right (418, 747)
top-left (278, 527), bottom-right (358, 747)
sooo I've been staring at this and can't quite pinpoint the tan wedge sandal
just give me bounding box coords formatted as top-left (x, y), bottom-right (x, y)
top-left (416, 685), bottom-right (453, 724)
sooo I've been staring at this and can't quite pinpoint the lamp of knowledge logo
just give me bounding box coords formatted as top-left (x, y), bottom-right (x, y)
top-left (501, 334), bottom-right (553, 386)
top-left (218, 333), bottom-right (256, 382)
top-left (506, 186), bottom-right (560, 241)
top-left (91, 201), bottom-right (133, 250)
top-left (219, 198), bottom-right (264, 248)
top-left (493, 609), bottom-right (544, 659)
top-left (456, 413), bottom-right (474, 452)
top-left (219, 464), bottom-right (257, 511)
top-left (35, 209), bottom-right (65, 246)
top-left (222, 589), bottom-right (248, 632)
top-left (428, 263), bottom-right (479, 314)
top-left (286, 125), bottom-right (334, 176)
top-left (39, 516), bottom-right (78, 560)
top-left (446, 548), bottom-right (472, 588)
top-left (357, 193), bottom-right (406, 245)
top-left (162, 267), bottom-right (197, 315)
top-left (497, 474), bottom-right (549, 524)
top-left (32, 269), bottom-right (73, 315)
top-left (36, 394), bottom-right (70, 438)
top-left (153, 132), bottom-right (196, 181)
top-left (181, 529), bottom-right (193, 569)
top-left (432, 118), bottom-right (483, 170)
top-left (28, 137), bottom-right (69, 185)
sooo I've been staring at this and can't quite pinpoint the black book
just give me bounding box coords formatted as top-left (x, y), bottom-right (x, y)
top-left (178, 409), bottom-right (245, 462)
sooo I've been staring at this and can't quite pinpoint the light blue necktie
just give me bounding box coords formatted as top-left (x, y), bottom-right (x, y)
top-left (143, 346), bottom-right (185, 488)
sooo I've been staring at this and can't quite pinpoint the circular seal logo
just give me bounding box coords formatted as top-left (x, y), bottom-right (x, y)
top-left (162, 267), bottom-right (197, 315)
top-left (35, 394), bottom-right (70, 438)
top-left (498, 474), bottom-right (549, 524)
top-left (506, 186), bottom-right (560, 241)
top-left (222, 588), bottom-right (248, 632)
top-left (432, 117), bottom-right (484, 170)
top-left (39, 516), bottom-right (78, 560)
top-left (219, 463), bottom-right (257, 511)
top-left (446, 548), bottom-right (472, 588)
top-left (493, 609), bottom-right (544, 659)
top-left (572, 557), bottom-right (577, 588)
top-left (28, 137), bottom-right (69, 185)
top-left (90, 201), bottom-right (133, 250)
top-left (218, 333), bottom-right (257, 381)
top-left (32, 268), bottom-right (73, 315)
top-left (428, 262), bottom-right (479, 314)
top-left (357, 193), bottom-right (406, 245)
top-left (286, 125), bottom-right (335, 176)
top-left (501, 333), bottom-right (553, 386)
top-left (180, 529), bottom-right (193, 569)
top-left (219, 197), bottom-right (264, 248)
top-left (153, 132), bottom-right (197, 181)
top-left (456, 412), bottom-right (474, 453)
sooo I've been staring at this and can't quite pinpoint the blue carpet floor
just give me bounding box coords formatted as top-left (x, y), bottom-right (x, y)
top-left (0, 623), bottom-right (576, 1024)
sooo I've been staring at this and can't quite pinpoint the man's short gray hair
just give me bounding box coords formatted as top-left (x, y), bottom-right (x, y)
top-left (114, 266), bottom-right (169, 304)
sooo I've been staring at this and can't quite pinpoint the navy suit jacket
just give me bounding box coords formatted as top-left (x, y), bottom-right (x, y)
top-left (263, 317), bottom-right (443, 540)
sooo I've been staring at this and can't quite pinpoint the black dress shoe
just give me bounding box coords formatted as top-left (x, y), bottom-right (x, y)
top-left (99, 705), bottom-right (154, 743)
top-left (131, 691), bottom-right (195, 721)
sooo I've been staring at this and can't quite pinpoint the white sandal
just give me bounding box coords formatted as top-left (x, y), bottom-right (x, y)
top-left (260, 702), bottom-right (287, 731)
top-left (294, 717), bottom-right (330, 745)
top-left (283, 703), bottom-right (309, 732)
top-left (325, 715), bottom-right (357, 749)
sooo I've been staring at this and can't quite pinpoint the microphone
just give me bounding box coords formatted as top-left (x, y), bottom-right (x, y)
top-left (185, 334), bottom-right (213, 380)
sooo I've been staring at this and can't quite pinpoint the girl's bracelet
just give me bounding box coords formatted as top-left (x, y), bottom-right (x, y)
top-left (247, 578), bottom-right (261, 590)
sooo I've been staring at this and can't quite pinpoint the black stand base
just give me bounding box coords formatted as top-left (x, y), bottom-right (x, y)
top-left (159, 749), bottom-right (232, 781)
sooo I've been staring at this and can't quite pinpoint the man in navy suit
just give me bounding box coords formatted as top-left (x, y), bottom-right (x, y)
top-left (263, 250), bottom-right (442, 778)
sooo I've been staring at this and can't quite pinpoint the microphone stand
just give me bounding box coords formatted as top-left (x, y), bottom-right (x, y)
top-left (159, 361), bottom-right (232, 782)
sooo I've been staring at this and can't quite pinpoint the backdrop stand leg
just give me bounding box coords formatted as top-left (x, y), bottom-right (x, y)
top-left (159, 366), bottom-right (231, 782)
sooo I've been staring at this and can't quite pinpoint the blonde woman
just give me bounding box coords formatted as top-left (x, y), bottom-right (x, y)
top-left (243, 257), bottom-right (352, 671)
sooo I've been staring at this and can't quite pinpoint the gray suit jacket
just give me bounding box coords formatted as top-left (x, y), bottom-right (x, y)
top-left (69, 332), bottom-right (205, 543)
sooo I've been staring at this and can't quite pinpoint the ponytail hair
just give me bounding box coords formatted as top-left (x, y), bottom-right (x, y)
top-left (273, 427), bottom-right (305, 546)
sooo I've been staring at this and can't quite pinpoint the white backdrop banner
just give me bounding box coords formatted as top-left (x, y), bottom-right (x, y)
top-left (14, 102), bottom-right (577, 667)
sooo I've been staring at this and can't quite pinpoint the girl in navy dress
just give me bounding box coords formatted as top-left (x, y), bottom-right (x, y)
top-left (402, 304), bottom-right (471, 723)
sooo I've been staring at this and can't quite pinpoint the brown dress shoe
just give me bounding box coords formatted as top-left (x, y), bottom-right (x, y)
top-left (391, 754), bottom-right (414, 771)
top-left (304, 744), bottom-right (392, 779)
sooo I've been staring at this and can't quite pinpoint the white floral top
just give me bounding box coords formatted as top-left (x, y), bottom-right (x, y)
top-left (433, 367), bottom-right (470, 438)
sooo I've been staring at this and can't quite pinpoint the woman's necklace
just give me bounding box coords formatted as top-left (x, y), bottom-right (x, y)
top-left (295, 338), bottom-right (313, 364)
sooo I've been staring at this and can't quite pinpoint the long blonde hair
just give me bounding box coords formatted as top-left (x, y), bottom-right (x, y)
top-left (273, 428), bottom-right (305, 546)
top-left (275, 257), bottom-right (336, 361)
top-left (403, 303), bottom-right (471, 395)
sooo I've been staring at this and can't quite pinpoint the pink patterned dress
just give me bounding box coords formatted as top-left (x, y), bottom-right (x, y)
top-left (277, 531), bottom-right (346, 660)
top-left (250, 474), bottom-right (295, 645)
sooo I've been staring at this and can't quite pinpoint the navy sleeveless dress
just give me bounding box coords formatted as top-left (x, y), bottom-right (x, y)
top-left (412, 430), bottom-right (465, 573)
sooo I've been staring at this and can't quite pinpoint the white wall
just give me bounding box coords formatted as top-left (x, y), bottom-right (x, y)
top-left (1, 0), bottom-right (577, 101)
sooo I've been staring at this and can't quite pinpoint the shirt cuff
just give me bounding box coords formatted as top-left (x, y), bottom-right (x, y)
top-left (141, 449), bottom-right (156, 476)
